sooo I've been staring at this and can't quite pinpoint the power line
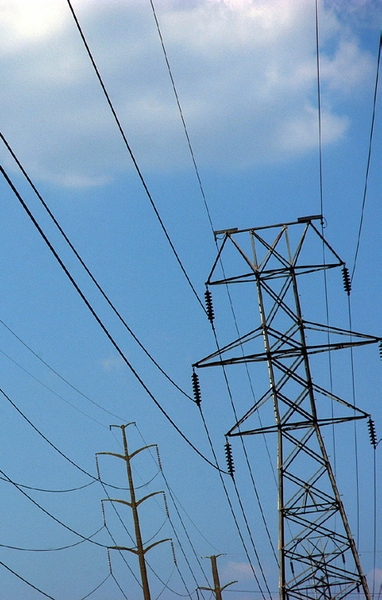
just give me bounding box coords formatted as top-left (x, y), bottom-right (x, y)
top-left (133, 425), bottom-right (212, 589)
top-left (78, 573), bottom-right (111, 600)
top-left (149, 3), bottom-right (278, 573)
top-left (0, 315), bottom-right (131, 421)
top-left (0, 346), bottom-right (109, 429)
top-left (315, 0), bottom-right (324, 220)
top-left (0, 475), bottom-right (95, 494)
top-left (0, 166), bottom-right (224, 473)
top-left (64, 0), bottom-right (206, 315)
top-left (0, 468), bottom-right (107, 548)
top-left (197, 406), bottom-right (270, 600)
top-left (0, 559), bottom-right (56, 599)
top-left (0, 385), bottom-right (126, 488)
top-left (99, 448), bottom-right (191, 599)
top-left (111, 570), bottom-right (130, 600)
top-left (149, 0), bottom-right (214, 235)
top-left (351, 32), bottom-right (382, 281)
top-left (0, 134), bottom-right (194, 405)
top-left (206, 317), bottom-right (278, 567)
top-left (0, 526), bottom-right (104, 553)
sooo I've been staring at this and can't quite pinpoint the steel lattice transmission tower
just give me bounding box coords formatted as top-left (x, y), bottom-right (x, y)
top-left (194, 216), bottom-right (380, 600)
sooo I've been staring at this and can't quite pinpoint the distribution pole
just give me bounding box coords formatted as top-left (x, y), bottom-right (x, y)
top-left (198, 555), bottom-right (237, 600)
top-left (194, 217), bottom-right (381, 600)
top-left (97, 423), bottom-right (170, 600)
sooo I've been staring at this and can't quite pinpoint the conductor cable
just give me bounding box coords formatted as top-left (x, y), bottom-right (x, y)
top-left (65, 0), bottom-right (206, 314)
top-left (0, 166), bottom-right (223, 473)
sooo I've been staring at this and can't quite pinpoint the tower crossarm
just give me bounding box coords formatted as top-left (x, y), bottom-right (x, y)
top-left (195, 219), bottom-right (376, 600)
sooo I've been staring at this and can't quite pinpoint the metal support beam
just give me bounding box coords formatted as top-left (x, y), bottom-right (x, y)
top-left (195, 218), bottom-right (379, 600)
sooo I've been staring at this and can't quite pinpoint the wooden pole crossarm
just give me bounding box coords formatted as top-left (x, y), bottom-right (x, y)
top-left (129, 444), bottom-right (157, 461)
top-left (198, 581), bottom-right (237, 592)
top-left (109, 538), bottom-right (171, 556)
top-left (110, 545), bottom-right (139, 556)
top-left (142, 537), bottom-right (171, 555)
top-left (96, 444), bottom-right (157, 463)
top-left (102, 491), bottom-right (164, 511)
top-left (136, 490), bottom-right (163, 508)
top-left (96, 450), bottom-right (125, 461)
top-left (102, 497), bottom-right (133, 509)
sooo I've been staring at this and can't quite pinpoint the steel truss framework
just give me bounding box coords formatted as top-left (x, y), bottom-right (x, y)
top-left (194, 217), bottom-right (380, 600)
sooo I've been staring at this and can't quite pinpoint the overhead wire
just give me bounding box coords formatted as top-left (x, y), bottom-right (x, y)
top-left (351, 33), bottom-right (382, 282)
top-left (0, 468), bottom-right (107, 548)
top-left (2, 467), bottom-right (136, 600)
top-left (78, 573), bottom-right (111, 600)
top-left (98, 446), bottom-right (193, 598)
top-left (314, 0), bottom-right (380, 558)
top-left (315, 0), bottom-right (340, 492)
top-left (152, 563), bottom-right (187, 600)
top-left (348, 21), bottom-right (382, 567)
top-left (0, 166), bottom-right (224, 473)
top-left (147, 559), bottom-right (192, 599)
top-left (0, 526), bottom-right (104, 553)
top-left (0, 346), bottom-right (109, 429)
top-left (0, 475), bottom-right (95, 494)
top-left (196, 406), bottom-right (270, 600)
top-left (133, 424), bottom-right (212, 589)
top-left (0, 385), bottom-right (130, 490)
top-left (372, 445), bottom-right (378, 599)
top-left (148, 0), bottom-right (214, 234)
top-left (0, 559), bottom-right (56, 600)
top-left (149, 0), bottom-right (278, 575)
top-left (4, 5), bottom-right (276, 589)
top-left (110, 570), bottom-right (129, 600)
top-left (0, 315), bottom-right (130, 421)
top-left (203, 318), bottom-right (278, 566)
top-left (315, 0), bottom-right (324, 220)
top-left (0, 135), bottom-right (193, 405)
top-left (1, 566), bottom-right (111, 600)
top-left (64, 0), bottom-right (206, 315)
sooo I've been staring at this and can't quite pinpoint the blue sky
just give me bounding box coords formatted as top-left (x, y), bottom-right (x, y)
top-left (0, 0), bottom-right (381, 598)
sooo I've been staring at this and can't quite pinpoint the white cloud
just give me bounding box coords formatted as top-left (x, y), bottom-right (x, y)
top-left (101, 356), bottom-right (124, 371)
top-left (276, 105), bottom-right (349, 154)
top-left (321, 39), bottom-right (374, 93)
top-left (223, 560), bottom-right (254, 580)
top-left (0, 0), bottom-right (376, 187)
top-left (0, 0), bottom-right (67, 51)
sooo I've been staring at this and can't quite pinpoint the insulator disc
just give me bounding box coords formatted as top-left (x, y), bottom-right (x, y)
top-left (342, 266), bottom-right (351, 295)
top-left (192, 371), bottom-right (201, 406)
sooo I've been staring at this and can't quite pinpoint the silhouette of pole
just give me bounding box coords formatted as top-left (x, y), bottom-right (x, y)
top-left (121, 424), bottom-right (151, 600)
top-left (198, 555), bottom-right (237, 600)
top-left (98, 424), bottom-right (170, 600)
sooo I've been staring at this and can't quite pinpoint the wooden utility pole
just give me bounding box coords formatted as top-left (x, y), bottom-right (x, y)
top-left (97, 423), bottom-right (170, 600)
top-left (198, 555), bottom-right (237, 600)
